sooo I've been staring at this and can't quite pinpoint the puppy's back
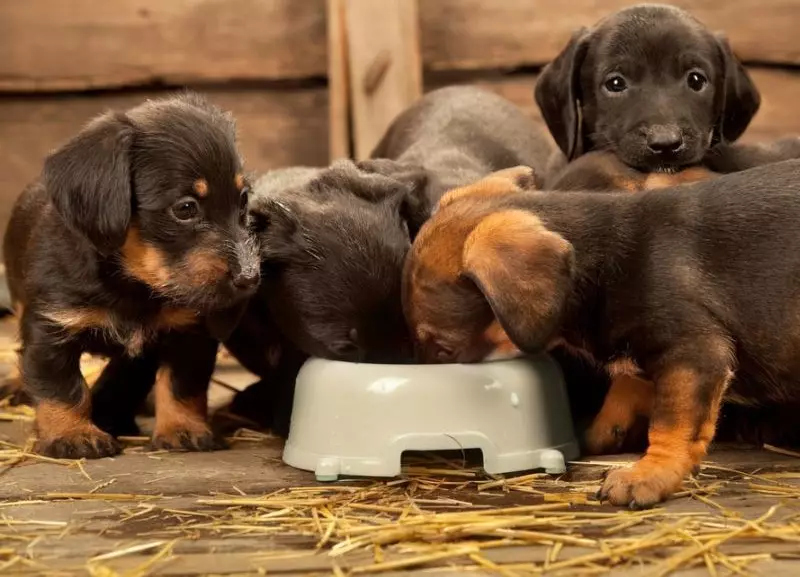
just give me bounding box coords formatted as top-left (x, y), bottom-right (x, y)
top-left (372, 86), bottom-right (555, 190)
top-left (3, 182), bottom-right (51, 305)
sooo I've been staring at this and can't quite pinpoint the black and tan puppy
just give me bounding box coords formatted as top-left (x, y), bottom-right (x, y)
top-left (404, 160), bottom-right (800, 507)
top-left (3, 92), bottom-right (259, 458)
top-left (536, 4), bottom-right (800, 190)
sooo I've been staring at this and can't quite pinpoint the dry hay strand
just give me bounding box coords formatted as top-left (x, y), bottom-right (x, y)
top-left (156, 463), bottom-right (799, 575)
top-left (1, 460), bottom-right (798, 575)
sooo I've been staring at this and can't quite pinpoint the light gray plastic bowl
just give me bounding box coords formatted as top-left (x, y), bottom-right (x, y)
top-left (282, 354), bottom-right (580, 481)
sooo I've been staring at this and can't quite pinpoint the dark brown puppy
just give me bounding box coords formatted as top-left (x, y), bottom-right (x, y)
top-left (369, 86), bottom-right (553, 200)
top-left (3, 92), bottom-right (259, 458)
top-left (536, 4), bottom-right (800, 189)
top-left (208, 163), bottom-right (424, 433)
top-left (216, 87), bottom-right (554, 430)
top-left (403, 160), bottom-right (800, 507)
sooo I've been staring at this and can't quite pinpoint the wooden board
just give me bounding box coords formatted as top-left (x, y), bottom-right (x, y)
top-left (327, 0), bottom-right (352, 161)
top-left (0, 88), bottom-right (328, 259)
top-left (427, 67), bottom-right (800, 146)
top-left (0, 0), bottom-right (327, 92)
top-left (420, 0), bottom-right (800, 72)
top-left (345, 0), bottom-right (423, 160)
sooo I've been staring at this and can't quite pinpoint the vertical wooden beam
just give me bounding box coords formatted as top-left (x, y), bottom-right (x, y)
top-left (344, 0), bottom-right (422, 160)
top-left (327, 0), bottom-right (351, 161)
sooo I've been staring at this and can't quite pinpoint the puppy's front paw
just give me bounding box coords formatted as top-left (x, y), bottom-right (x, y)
top-left (596, 458), bottom-right (687, 509)
top-left (150, 425), bottom-right (227, 452)
top-left (35, 426), bottom-right (121, 459)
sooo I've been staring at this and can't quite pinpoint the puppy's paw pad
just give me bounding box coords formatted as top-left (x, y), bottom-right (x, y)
top-left (597, 461), bottom-right (685, 509)
top-left (35, 429), bottom-right (121, 460)
top-left (150, 427), bottom-right (227, 452)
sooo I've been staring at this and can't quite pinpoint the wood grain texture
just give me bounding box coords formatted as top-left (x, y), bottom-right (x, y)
top-left (327, 0), bottom-right (352, 161)
top-left (0, 88), bottom-right (328, 258)
top-left (428, 67), bottom-right (800, 146)
top-left (345, 0), bottom-right (423, 160)
top-left (0, 0), bottom-right (327, 92)
top-left (420, 0), bottom-right (800, 72)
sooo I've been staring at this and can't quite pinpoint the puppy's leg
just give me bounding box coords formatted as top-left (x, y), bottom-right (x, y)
top-left (91, 350), bottom-right (160, 437)
top-left (583, 375), bottom-right (654, 455)
top-left (598, 340), bottom-right (732, 508)
top-left (22, 325), bottom-right (120, 459)
top-left (150, 332), bottom-right (225, 452)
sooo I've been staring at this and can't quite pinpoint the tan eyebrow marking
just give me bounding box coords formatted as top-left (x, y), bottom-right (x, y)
top-left (193, 178), bottom-right (209, 197)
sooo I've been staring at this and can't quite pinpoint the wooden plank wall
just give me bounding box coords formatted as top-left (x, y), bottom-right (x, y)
top-left (1, 0), bottom-right (799, 255)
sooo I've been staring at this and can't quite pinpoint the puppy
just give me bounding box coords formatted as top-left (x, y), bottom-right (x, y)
top-left (212, 87), bottom-right (554, 430)
top-left (403, 160), bottom-right (800, 507)
top-left (536, 4), bottom-right (800, 189)
top-left (3, 92), bottom-right (260, 458)
top-left (370, 85), bottom-right (553, 200)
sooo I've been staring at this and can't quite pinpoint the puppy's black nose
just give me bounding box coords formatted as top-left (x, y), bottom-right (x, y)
top-left (232, 270), bottom-right (259, 290)
top-left (646, 126), bottom-right (684, 154)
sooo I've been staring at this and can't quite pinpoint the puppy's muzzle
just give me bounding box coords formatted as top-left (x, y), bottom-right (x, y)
top-left (645, 125), bottom-right (685, 155)
top-left (229, 238), bottom-right (260, 296)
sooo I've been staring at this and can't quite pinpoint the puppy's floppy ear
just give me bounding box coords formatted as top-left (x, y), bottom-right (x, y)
top-left (355, 159), bottom-right (432, 238)
top-left (44, 111), bottom-right (134, 255)
top-left (463, 210), bottom-right (575, 352)
top-left (714, 34), bottom-right (760, 144)
top-left (534, 28), bottom-right (591, 160)
top-left (249, 197), bottom-right (308, 263)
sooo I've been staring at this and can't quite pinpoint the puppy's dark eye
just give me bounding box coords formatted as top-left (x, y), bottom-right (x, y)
top-left (239, 191), bottom-right (249, 213)
top-left (687, 71), bottom-right (708, 92)
top-left (171, 198), bottom-right (200, 222)
top-left (603, 75), bottom-right (628, 93)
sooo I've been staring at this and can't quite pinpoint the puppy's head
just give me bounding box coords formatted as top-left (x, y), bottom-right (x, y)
top-left (535, 4), bottom-right (760, 171)
top-left (403, 166), bottom-right (575, 364)
top-left (43, 92), bottom-right (260, 323)
top-left (251, 160), bottom-right (431, 363)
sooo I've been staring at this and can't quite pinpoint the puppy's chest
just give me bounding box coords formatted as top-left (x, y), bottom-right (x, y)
top-left (44, 306), bottom-right (199, 356)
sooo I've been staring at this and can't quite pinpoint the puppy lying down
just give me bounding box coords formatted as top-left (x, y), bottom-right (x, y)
top-left (536, 4), bottom-right (800, 191)
top-left (403, 160), bottom-right (800, 507)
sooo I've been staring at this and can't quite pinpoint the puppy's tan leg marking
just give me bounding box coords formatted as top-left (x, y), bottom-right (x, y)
top-left (35, 394), bottom-right (120, 459)
top-left (234, 173), bottom-right (245, 191)
top-left (600, 362), bottom-right (731, 508)
top-left (644, 167), bottom-right (717, 190)
top-left (438, 166), bottom-right (536, 209)
top-left (151, 367), bottom-right (220, 452)
top-left (583, 373), bottom-right (654, 455)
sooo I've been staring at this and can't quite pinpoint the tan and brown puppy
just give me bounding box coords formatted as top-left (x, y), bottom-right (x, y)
top-left (403, 159), bottom-right (800, 508)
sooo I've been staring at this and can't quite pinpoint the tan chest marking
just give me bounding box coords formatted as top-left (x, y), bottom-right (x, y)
top-left (42, 306), bottom-right (198, 356)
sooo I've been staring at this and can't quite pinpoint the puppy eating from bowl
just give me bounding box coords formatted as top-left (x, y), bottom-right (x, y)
top-left (3, 92), bottom-right (260, 458)
top-left (403, 160), bottom-right (800, 508)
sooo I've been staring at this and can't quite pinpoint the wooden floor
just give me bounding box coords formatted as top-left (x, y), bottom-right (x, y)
top-left (1, 320), bottom-right (799, 576)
